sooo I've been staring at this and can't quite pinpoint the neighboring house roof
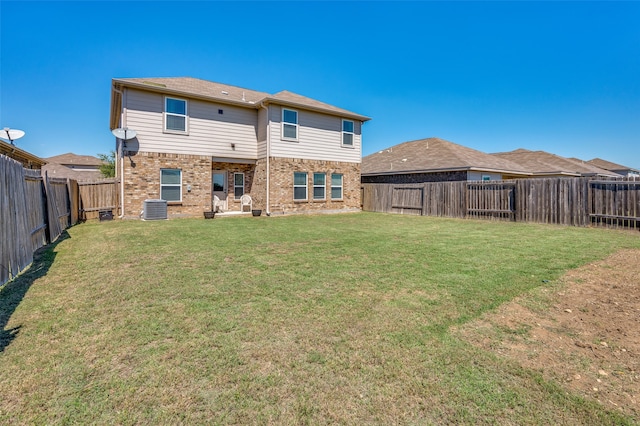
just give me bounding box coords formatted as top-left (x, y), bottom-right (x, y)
top-left (0, 139), bottom-right (46, 169)
top-left (42, 153), bottom-right (105, 181)
top-left (586, 158), bottom-right (640, 175)
top-left (110, 77), bottom-right (371, 129)
top-left (491, 149), bottom-right (619, 178)
top-left (362, 137), bottom-right (529, 176)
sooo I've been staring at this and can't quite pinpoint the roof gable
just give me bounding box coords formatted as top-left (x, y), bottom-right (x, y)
top-left (112, 77), bottom-right (370, 124)
top-left (268, 90), bottom-right (371, 121)
top-left (114, 77), bottom-right (269, 105)
top-left (491, 149), bottom-right (618, 177)
top-left (362, 138), bottom-right (527, 175)
top-left (587, 157), bottom-right (638, 173)
top-left (45, 153), bottom-right (104, 166)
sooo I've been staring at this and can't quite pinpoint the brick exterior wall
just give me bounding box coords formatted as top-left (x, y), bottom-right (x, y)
top-left (212, 162), bottom-right (257, 212)
top-left (123, 152), bottom-right (212, 218)
top-left (267, 157), bottom-right (361, 214)
top-left (122, 152), bottom-right (360, 218)
top-left (361, 171), bottom-right (467, 184)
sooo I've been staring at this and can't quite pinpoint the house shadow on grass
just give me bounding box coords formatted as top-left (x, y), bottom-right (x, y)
top-left (0, 231), bottom-right (70, 353)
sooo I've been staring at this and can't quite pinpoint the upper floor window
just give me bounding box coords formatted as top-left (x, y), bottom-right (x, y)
top-left (282, 108), bottom-right (298, 141)
top-left (160, 168), bottom-right (182, 202)
top-left (165, 97), bottom-right (187, 133)
top-left (342, 120), bottom-right (354, 147)
top-left (313, 173), bottom-right (326, 200)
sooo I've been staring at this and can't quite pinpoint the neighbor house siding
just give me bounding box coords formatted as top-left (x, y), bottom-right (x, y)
top-left (361, 171), bottom-right (468, 184)
top-left (268, 106), bottom-right (361, 163)
top-left (124, 89), bottom-right (259, 159)
top-left (467, 171), bottom-right (503, 181)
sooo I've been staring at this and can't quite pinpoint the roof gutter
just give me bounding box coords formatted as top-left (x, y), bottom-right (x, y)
top-left (362, 166), bottom-right (530, 177)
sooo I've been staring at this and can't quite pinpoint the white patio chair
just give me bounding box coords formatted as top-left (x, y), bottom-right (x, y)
top-left (212, 195), bottom-right (221, 212)
top-left (240, 194), bottom-right (252, 212)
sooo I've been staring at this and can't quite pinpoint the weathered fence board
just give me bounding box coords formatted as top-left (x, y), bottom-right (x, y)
top-left (467, 182), bottom-right (515, 221)
top-left (78, 178), bottom-right (119, 220)
top-left (590, 180), bottom-right (640, 229)
top-left (1, 156), bottom-right (34, 285)
top-left (1, 156), bottom-right (82, 286)
top-left (362, 177), bottom-right (640, 230)
top-left (392, 186), bottom-right (423, 215)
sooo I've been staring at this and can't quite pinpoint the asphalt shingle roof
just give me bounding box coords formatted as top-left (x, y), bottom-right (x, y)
top-left (112, 77), bottom-right (370, 121)
top-left (362, 137), bottom-right (528, 175)
top-left (587, 158), bottom-right (638, 173)
top-left (491, 149), bottom-right (618, 177)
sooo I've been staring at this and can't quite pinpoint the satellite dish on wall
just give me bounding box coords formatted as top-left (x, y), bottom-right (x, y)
top-left (111, 127), bottom-right (137, 140)
top-left (2, 127), bottom-right (26, 145)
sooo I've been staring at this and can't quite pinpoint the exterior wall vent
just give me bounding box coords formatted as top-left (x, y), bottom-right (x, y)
top-left (143, 199), bottom-right (168, 220)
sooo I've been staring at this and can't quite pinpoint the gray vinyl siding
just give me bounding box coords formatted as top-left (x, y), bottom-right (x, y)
top-left (123, 90), bottom-right (362, 163)
top-left (124, 89), bottom-right (258, 159)
top-left (257, 107), bottom-right (268, 158)
top-left (268, 106), bottom-right (362, 164)
top-left (467, 171), bottom-right (503, 181)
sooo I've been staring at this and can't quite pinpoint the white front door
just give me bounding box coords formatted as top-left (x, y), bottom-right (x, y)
top-left (212, 171), bottom-right (228, 211)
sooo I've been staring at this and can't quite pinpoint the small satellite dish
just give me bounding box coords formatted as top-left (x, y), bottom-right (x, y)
top-left (111, 127), bottom-right (137, 140)
top-left (2, 127), bottom-right (26, 145)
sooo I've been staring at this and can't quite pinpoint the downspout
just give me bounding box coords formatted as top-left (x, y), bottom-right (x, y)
top-left (260, 102), bottom-right (271, 216)
top-left (113, 86), bottom-right (126, 218)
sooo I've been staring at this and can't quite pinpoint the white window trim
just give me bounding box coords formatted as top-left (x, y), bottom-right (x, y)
top-left (234, 172), bottom-right (245, 200)
top-left (282, 108), bottom-right (299, 142)
top-left (342, 119), bottom-right (355, 148)
top-left (164, 96), bottom-right (188, 134)
top-left (313, 172), bottom-right (326, 200)
top-left (293, 172), bottom-right (308, 201)
top-left (160, 168), bottom-right (182, 202)
top-left (331, 173), bottom-right (343, 200)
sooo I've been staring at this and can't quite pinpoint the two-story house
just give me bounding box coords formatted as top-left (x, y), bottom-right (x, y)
top-left (109, 77), bottom-right (370, 218)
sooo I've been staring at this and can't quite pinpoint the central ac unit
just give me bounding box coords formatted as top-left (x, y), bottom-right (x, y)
top-left (143, 199), bottom-right (168, 220)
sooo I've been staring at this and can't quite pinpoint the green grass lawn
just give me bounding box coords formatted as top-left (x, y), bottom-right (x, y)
top-left (1, 213), bottom-right (639, 424)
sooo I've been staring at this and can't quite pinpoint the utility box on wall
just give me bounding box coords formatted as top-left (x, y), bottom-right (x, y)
top-left (99, 209), bottom-right (114, 221)
top-left (143, 199), bottom-right (168, 220)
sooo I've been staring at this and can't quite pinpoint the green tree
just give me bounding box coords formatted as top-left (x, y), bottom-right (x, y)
top-left (97, 151), bottom-right (116, 178)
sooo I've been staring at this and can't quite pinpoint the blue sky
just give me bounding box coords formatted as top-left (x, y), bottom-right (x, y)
top-left (1, 1), bottom-right (639, 169)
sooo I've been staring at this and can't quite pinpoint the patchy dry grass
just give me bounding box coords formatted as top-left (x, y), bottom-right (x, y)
top-left (1, 213), bottom-right (639, 424)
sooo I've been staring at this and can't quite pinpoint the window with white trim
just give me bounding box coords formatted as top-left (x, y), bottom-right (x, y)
top-left (282, 108), bottom-right (298, 141)
top-left (331, 173), bottom-right (343, 200)
top-left (160, 169), bottom-right (182, 202)
top-left (234, 173), bottom-right (245, 199)
top-left (313, 173), bottom-right (325, 200)
top-left (342, 119), bottom-right (354, 147)
top-left (293, 172), bottom-right (307, 200)
top-left (165, 97), bottom-right (187, 132)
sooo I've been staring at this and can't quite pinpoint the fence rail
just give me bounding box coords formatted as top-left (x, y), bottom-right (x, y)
top-left (362, 177), bottom-right (640, 230)
top-left (78, 178), bottom-right (119, 220)
top-left (0, 156), bottom-right (115, 286)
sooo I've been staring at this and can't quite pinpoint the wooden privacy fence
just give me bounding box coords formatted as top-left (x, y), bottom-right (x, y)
top-left (590, 180), bottom-right (640, 228)
top-left (362, 177), bottom-right (640, 230)
top-left (1, 155), bottom-right (83, 286)
top-left (78, 178), bottom-right (119, 220)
